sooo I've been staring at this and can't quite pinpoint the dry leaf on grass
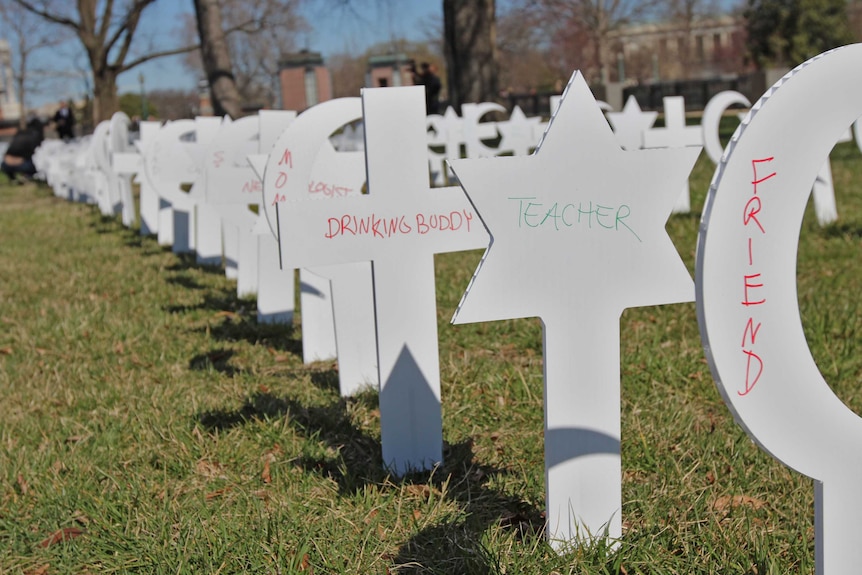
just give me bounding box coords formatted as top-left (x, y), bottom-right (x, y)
top-left (24, 565), bottom-right (49, 575)
top-left (405, 484), bottom-right (434, 499)
top-left (39, 527), bottom-right (84, 547)
top-left (261, 446), bottom-right (281, 484)
top-left (262, 457), bottom-right (272, 484)
top-left (0, 347), bottom-right (12, 355)
top-left (712, 494), bottom-right (766, 514)
top-left (205, 487), bottom-right (232, 500)
top-left (195, 459), bottom-right (227, 479)
top-left (363, 509), bottom-right (379, 524)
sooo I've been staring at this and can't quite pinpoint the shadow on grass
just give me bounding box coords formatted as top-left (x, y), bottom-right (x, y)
top-left (167, 252), bottom-right (226, 276)
top-left (156, 260), bottom-right (301, 356)
top-left (821, 221), bottom-right (862, 239)
top-left (90, 213), bottom-right (123, 234)
top-left (195, 390), bottom-right (544, 573)
top-left (205, 314), bottom-right (302, 356)
top-left (166, 274), bottom-right (204, 290)
top-left (87, 213), bottom-right (167, 257)
top-left (189, 348), bottom-right (245, 376)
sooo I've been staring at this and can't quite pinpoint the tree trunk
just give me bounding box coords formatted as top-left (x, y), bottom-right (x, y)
top-left (92, 66), bottom-right (119, 124)
top-left (194, 0), bottom-right (243, 118)
top-left (443, 0), bottom-right (499, 112)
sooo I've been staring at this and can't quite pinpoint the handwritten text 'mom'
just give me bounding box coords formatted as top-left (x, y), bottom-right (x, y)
top-left (509, 197), bottom-right (642, 242)
top-left (325, 209), bottom-right (475, 239)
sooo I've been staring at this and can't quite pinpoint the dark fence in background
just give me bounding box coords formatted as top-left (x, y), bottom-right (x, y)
top-left (623, 73), bottom-right (767, 111)
top-left (502, 92), bottom-right (556, 118)
top-left (502, 72), bottom-right (769, 118)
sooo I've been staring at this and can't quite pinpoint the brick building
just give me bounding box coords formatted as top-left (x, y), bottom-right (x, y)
top-left (278, 50), bottom-right (333, 111)
top-left (365, 54), bottom-right (416, 88)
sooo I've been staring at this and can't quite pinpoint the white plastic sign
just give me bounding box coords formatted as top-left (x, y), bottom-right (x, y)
top-left (142, 120), bottom-right (197, 248)
top-left (249, 110), bottom-right (298, 325)
top-left (260, 99), bottom-right (377, 391)
top-left (131, 121), bottom-right (163, 236)
top-left (496, 106), bottom-right (542, 157)
top-left (108, 112), bottom-right (136, 228)
top-left (201, 115), bottom-right (261, 286)
top-left (643, 96), bottom-right (702, 214)
top-left (449, 72), bottom-right (700, 550)
top-left (606, 95), bottom-right (657, 152)
top-left (697, 45), bottom-right (862, 575)
top-left (268, 87), bottom-right (489, 475)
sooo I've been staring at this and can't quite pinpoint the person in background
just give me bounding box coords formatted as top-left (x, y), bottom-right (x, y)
top-left (53, 100), bottom-right (75, 141)
top-left (420, 62), bottom-right (441, 115)
top-left (2, 117), bottom-right (44, 183)
top-left (410, 61), bottom-right (442, 115)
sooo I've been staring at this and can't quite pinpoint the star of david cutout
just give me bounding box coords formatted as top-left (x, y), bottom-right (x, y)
top-left (606, 95), bottom-right (657, 151)
top-left (497, 105), bottom-right (542, 156)
top-left (449, 71), bottom-right (701, 549)
top-left (450, 72), bottom-right (698, 326)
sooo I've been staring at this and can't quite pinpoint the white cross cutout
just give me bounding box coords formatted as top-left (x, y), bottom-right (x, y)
top-left (643, 96), bottom-right (702, 214)
top-left (121, 121), bottom-right (163, 236)
top-left (449, 72), bottom-right (700, 550)
top-left (269, 86), bottom-right (489, 474)
top-left (88, 121), bottom-right (114, 217)
top-left (107, 112), bottom-right (136, 228)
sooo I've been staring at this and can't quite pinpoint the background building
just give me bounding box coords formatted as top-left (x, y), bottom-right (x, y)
top-left (278, 50), bottom-right (333, 111)
top-left (366, 54), bottom-right (416, 88)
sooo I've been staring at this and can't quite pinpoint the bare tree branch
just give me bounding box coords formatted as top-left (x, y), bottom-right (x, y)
top-left (121, 42), bottom-right (200, 72)
top-left (11, 0), bottom-right (80, 29)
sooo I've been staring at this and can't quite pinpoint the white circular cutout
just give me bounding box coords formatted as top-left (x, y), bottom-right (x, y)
top-left (696, 45), bottom-right (862, 570)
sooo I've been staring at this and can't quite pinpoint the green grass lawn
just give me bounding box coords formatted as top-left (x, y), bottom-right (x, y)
top-left (1, 142), bottom-right (861, 573)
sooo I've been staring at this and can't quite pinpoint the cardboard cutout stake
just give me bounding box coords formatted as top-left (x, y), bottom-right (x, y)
top-left (606, 95), bottom-right (657, 152)
top-left (261, 98), bottom-right (377, 393)
top-left (249, 110), bottom-right (298, 324)
top-left (449, 72), bottom-right (700, 549)
top-left (200, 115), bottom-right (261, 286)
top-left (697, 45), bottom-right (862, 575)
top-left (108, 112), bottom-right (136, 228)
top-left (129, 121), bottom-right (163, 236)
top-left (701, 91), bottom-right (751, 165)
top-left (143, 120), bottom-right (197, 248)
top-left (270, 87), bottom-right (489, 473)
top-left (643, 96), bottom-right (702, 214)
top-left (259, 100), bottom-right (371, 366)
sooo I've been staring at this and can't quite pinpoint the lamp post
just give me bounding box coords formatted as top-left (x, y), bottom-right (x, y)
top-left (138, 72), bottom-right (148, 119)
